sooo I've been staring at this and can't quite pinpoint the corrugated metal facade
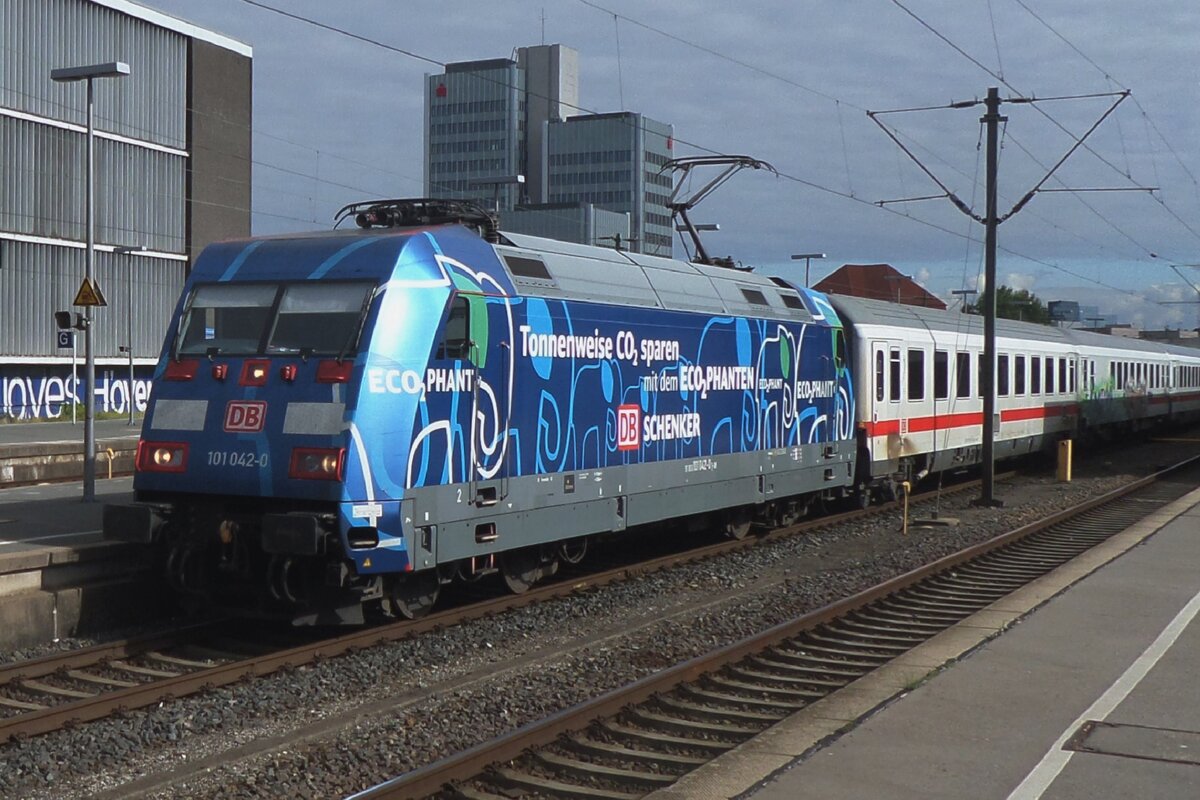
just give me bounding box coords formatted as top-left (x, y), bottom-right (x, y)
top-left (0, 239), bottom-right (184, 358)
top-left (1, 0), bottom-right (193, 363)
top-left (0, 116), bottom-right (185, 252)
top-left (1, 0), bottom-right (187, 147)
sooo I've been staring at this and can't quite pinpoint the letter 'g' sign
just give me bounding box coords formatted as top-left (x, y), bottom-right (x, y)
top-left (224, 400), bottom-right (267, 433)
top-left (617, 404), bottom-right (640, 451)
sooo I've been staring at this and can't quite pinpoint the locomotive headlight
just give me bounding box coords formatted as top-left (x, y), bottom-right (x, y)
top-left (289, 447), bottom-right (346, 481)
top-left (136, 441), bottom-right (189, 473)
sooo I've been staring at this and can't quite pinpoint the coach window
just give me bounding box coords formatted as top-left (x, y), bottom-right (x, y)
top-left (907, 349), bottom-right (925, 401)
top-left (1058, 359), bottom-right (1068, 394)
top-left (438, 295), bottom-right (471, 359)
top-left (1069, 360), bottom-right (1077, 393)
top-left (956, 351), bottom-right (971, 398)
top-left (890, 348), bottom-right (901, 402)
top-left (1015, 355), bottom-right (1026, 395)
top-left (997, 355), bottom-right (1009, 396)
top-left (1045, 357), bottom-right (1055, 394)
top-left (875, 350), bottom-right (885, 402)
top-left (934, 350), bottom-right (949, 400)
top-left (1031, 356), bottom-right (1042, 394)
top-left (978, 353), bottom-right (986, 398)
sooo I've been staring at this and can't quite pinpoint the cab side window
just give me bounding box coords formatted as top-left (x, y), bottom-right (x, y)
top-left (438, 296), bottom-right (470, 359)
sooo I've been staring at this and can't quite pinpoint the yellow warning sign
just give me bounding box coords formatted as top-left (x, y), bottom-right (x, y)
top-left (73, 278), bottom-right (108, 307)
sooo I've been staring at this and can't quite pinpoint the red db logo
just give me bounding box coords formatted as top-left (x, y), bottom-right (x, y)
top-left (617, 404), bottom-right (640, 451)
top-left (224, 400), bottom-right (267, 433)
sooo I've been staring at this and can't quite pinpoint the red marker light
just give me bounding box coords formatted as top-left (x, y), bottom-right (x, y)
top-left (280, 364), bottom-right (298, 382)
top-left (316, 360), bottom-right (353, 383)
top-left (211, 363), bottom-right (228, 381)
top-left (164, 359), bottom-right (199, 381)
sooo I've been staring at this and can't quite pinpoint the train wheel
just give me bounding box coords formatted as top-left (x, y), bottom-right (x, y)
top-left (724, 509), bottom-right (752, 540)
top-left (388, 572), bottom-right (440, 619)
top-left (558, 537), bottom-right (588, 565)
top-left (501, 547), bottom-right (541, 593)
top-left (855, 483), bottom-right (872, 510)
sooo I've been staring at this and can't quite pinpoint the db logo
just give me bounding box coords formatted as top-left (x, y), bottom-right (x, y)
top-left (224, 400), bottom-right (267, 433)
top-left (617, 404), bottom-right (640, 451)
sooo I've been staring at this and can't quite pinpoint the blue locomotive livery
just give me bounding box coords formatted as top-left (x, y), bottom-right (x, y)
top-left (104, 199), bottom-right (856, 623)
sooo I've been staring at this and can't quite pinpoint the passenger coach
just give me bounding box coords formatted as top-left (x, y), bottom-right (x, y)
top-left (833, 294), bottom-right (1200, 499)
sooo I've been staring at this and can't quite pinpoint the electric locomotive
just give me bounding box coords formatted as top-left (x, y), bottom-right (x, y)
top-left (104, 199), bottom-right (856, 624)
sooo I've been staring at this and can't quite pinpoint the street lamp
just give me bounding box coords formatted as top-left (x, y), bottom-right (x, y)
top-left (114, 245), bottom-right (146, 425)
top-left (790, 252), bottom-right (825, 287)
top-left (51, 60), bottom-right (131, 502)
top-left (468, 174), bottom-right (525, 213)
top-left (950, 288), bottom-right (977, 312)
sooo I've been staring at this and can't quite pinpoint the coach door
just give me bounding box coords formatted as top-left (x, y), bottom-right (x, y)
top-left (468, 294), bottom-right (513, 505)
top-left (871, 340), bottom-right (889, 428)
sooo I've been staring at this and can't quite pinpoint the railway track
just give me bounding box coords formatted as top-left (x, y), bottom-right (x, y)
top-left (351, 455), bottom-right (1200, 800)
top-left (0, 472), bottom-right (992, 745)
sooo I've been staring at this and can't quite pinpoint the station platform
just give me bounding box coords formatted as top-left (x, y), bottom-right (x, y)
top-left (653, 484), bottom-right (1200, 800)
top-left (0, 418), bottom-right (161, 648)
top-left (0, 417), bottom-right (140, 485)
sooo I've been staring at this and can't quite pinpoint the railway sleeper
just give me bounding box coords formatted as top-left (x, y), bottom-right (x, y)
top-left (830, 618), bottom-right (932, 643)
top-left (735, 660), bottom-right (854, 687)
top-left (64, 669), bottom-right (139, 689)
top-left (703, 674), bottom-right (824, 702)
top-left (875, 599), bottom-right (967, 623)
top-left (489, 767), bottom-right (639, 800)
top-left (564, 734), bottom-right (708, 769)
top-left (767, 645), bottom-right (884, 670)
top-left (804, 630), bottom-right (912, 654)
top-left (849, 610), bottom-right (950, 634)
top-left (600, 720), bottom-right (736, 755)
top-left (451, 785), bottom-right (512, 800)
top-left (534, 750), bottom-right (677, 788)
top-left (0, 696), bottom-right (48, 711)
top-left (683, 683), bottom-right (805, 712)
top-left (955, 562), bottom-right (1044, 581)
top-left (710, 671), bottom-right (835, 695)
top-left (626, 707), bottom-right (759, 740)
top-left (885, 592), bottom-right (982, 614)
top-left (19, 679), bottom-right (95, 700)
top-left (918, 578), bottom-right (1010, 600)
top-left (899, 588), bottom-right (992, 610)
top-left (656, 694), bottom-right (781, 725)
top-left (107, 659), bottom-right (181, 679)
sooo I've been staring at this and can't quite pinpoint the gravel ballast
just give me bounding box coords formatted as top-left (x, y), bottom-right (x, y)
top-left (1, 440), bottom-right (1195, 799)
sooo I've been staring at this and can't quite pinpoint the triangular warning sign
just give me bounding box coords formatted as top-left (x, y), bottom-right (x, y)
top-left (73, 278), bottom-right (108, 307)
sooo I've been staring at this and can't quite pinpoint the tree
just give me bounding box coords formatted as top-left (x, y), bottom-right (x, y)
top-left (966, 285), bottom-right (1051, 323)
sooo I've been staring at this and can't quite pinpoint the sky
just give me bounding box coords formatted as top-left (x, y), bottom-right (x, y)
top-left (142, 0), bottom-right (1200, 328)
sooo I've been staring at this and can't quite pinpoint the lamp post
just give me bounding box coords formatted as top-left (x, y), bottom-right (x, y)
top-left (468, 174), bottom-right (525, 214)
top-left (950, 288), bottom-right (977, 312)
top-left (51, 61), bottom-right (130, 503)
top-left (114, 245), bottom-right (146, 425)
top-left (790, 252), bottom-right (825, 287)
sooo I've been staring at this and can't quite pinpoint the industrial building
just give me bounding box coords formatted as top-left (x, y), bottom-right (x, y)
top-left (424, 45), bottom-right (673, 254)
top-left (0, 0), bottom-right (251, 419)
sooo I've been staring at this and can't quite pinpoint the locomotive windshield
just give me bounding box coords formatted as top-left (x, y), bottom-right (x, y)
top-left (175, 281), bottom-right (374, 357)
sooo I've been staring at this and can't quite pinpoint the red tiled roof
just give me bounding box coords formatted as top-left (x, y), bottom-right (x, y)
top-left (813, 263), bottom-right (947, 309)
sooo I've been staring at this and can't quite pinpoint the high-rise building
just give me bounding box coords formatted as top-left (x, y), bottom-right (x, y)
top-left (423, 45), bottom-right (674, 255)
top-left (544, 112), bottom-right (674, 256)
top-left (424, 45), bottom-right (578, 210)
